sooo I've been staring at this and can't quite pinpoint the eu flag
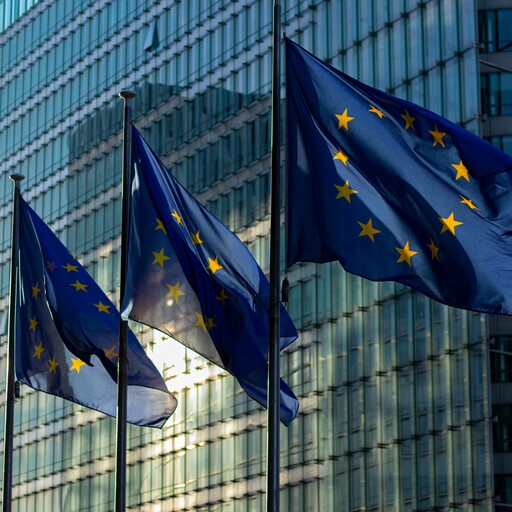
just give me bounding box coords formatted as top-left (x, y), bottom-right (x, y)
top-left (121, 127), bottom-right (299, 425)
top-left (286, 38), bottom-right (512, 315)
top-left (16, 197), bottom-right (177, 427)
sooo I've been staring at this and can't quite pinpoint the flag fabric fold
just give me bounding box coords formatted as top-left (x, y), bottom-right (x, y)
top-left (121, 126), bottom-right (299, 426)
top-left (285, 38), bottom-right (512, 315)
top-left (16, 197), bottom-right (176, 427)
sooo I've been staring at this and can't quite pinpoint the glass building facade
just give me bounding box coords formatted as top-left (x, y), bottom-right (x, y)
top-left (0, 0), bottom-right (510, 510)
top-left (480, 1), bottom-right (512, 510)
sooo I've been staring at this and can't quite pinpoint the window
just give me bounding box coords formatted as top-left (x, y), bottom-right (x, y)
top-left (496, 474), bottom-right (512, 507)
top-left (479, 9), bottom-right (512, 53)
top-left (481, 72), bottom-right (512, 115)
top-left (490, 336), bottom-right (512, 383)
top-left (486, 135), bottom-right (512, 157)
top-left (493, 404), bottom-right (512, 452)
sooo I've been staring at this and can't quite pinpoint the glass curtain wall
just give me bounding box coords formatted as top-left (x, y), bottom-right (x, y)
top-left (0, 0), bottom-right (493, 510)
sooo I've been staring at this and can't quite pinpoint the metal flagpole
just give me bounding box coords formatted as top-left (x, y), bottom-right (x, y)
top-left (2, 174), bottom-right (25, 512)
top-left (267, 1), bottom-right (282, 510)
top-left (115, 90), bottom-right (136, 512)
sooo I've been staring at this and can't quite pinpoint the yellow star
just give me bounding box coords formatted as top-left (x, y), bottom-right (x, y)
top-left (368, 104), bottom-right (385, 118)
top-left (171, 209), bottom-right (183, 225)
top-left (103, 345), bottom-right (118, 361)
top-left (166, 282), bottom-right (186, 304)
top-left (206, 316), bottom-right (216, 331)
top-left (335, 180), bottom-right (358, 203)
top-left (29, 316), bottom-right (38, 331)
top-left (191, 230), bottom-right (203, 245)
top-left (208, 256), bottom-right (223, 274)
top-left (401, 109), bottom-right (415, 131)
top-left (332, 147), bottom-right (349, 166)
top-left (429, 125), bottom-right (447, 147)
top-left (195, 312), bottom-right (208, 333)
top-left (335, 108), bottom-right (354, 131)
top-left (62, 263), bottom-right (79, 272)
top-left (460, 195), bottom-right (479, 210)
top-left (396, 242), bottom-right (417, 267)
top-left (439, 212), bottom-right (463, 235)
top-left (427, 238), bottom-right (440, 261)
top-left (69, 358), bottom-right (86, 373)
top-left (155, 218), bottom-right (168, 235)
top-left (195, 312), bottom-right (216, 332)
top-left (216, 288), bottom-right (230, 307)
top-left (48, 356), bottom-right (59, 374)
top-left (357, 219), bottom-right (381, 242)
top-left (94, 301), bottom-right (111, 314)
top-left (46, 260), bottom-right (57, 272)
top-left (33, 342), bottom-right (44, 360)
top-left (70, 280), bottom-right (87, 292)
top-left (152, 248), bottom-right (170, 268)
top-left (451, 161), bottom-right (470, 182)
top-left (31, 282), bottom-right (41, 298)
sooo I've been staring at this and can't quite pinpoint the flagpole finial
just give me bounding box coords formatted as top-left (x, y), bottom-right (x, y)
top-left (119, 90), bottom-right (136, 100)
top-left (9, 174), bottom-right (24, 182)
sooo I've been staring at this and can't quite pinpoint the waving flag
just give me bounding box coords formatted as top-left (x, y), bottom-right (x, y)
top-left (121, 127), bottom-right (299, 426)
top-left (286, 38), bottom-right (512, 315)
top-left (16, 198), bottom-right (176, 427)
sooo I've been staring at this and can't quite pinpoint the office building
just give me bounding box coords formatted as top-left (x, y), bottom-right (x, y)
top-left (479, 2), bottom-right (512, 509)
top-left (0, 0), bottom-right (511, 509)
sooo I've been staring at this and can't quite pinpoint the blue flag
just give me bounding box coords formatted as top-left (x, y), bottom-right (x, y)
top-left (286, 38), bottom-right (512, 315)
top-left (16, 197), bottom-right (177, 427)
top-left (121, 127), bottom-right (299, 426)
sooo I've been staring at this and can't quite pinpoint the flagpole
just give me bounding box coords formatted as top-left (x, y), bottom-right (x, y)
top-left (115, 90), bottom-right (136, 512)
top-left (3, 174), bottom-right (24, 512)
top-left (267, 1), bottom-right (282, 511)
